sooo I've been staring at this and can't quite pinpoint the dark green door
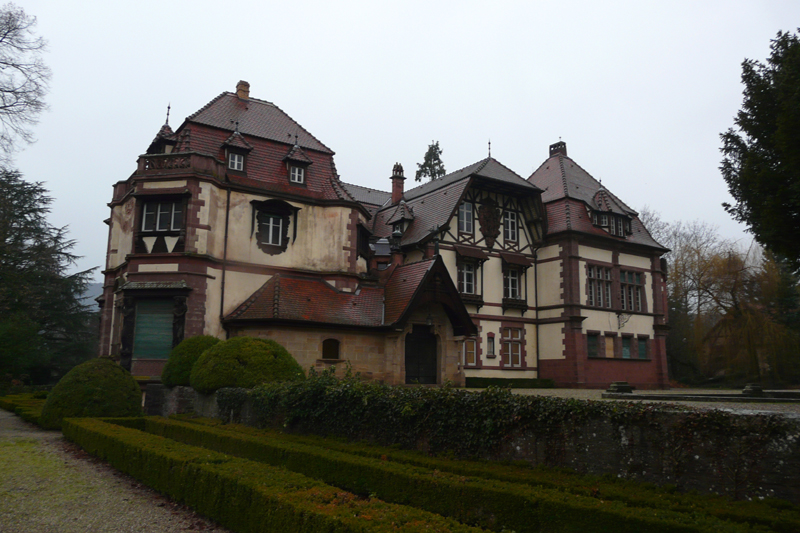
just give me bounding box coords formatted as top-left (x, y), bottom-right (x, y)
top-left (133, 299), bottom-right (173, 359)
top-left (405, 325), bottom-right (437, 384)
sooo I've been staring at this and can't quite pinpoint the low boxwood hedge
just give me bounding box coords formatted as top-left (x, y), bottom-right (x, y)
top-left (143, 417), bottom-right (762, 533)
top-left (175, 416), bottom-right (800, 533)
top-left (61, 417), bottom-right (484, 533)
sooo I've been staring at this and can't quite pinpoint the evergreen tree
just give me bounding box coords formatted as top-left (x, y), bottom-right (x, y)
top-left (415, 141), bottom-right (446, 182)
top-left (720, 30), bottom-right (800, 271)
top-left (0, 169), bottom-right (96, 384)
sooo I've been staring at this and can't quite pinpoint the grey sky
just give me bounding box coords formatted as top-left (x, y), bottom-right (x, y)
top-left (15, 1), bottom-right (800, 281)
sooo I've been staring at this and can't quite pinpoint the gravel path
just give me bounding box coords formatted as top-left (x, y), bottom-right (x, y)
top-left (0, 409), bottom-right (230, 533)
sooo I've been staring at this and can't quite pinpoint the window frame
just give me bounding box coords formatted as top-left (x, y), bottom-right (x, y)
top-left (458, 202), bottom-right (473, 234)
top-left (620, 270), bottom-right (644, 312)
top-left (503, 210), bottom-right (518, 242)
top-left (228, 152), bottom-right (244, 171)
top-left (458, 262), bottom-right (476, 294)
top-left (462, 338), bottom-right (477, 367)
top-left (141, 200), bottom-right (183, 233)
top-left (289, 165), bottom-right (305, 184)
top-left (586, 264), bottom-right (612, 308)
top-left (503, 268), bottom-right (520, 300)
top-left (501, 327), bottom-right (523, 368)
top-left (252, 199), bottom-right (298, 255)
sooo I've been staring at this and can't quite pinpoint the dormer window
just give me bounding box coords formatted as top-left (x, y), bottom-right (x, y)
top-left (591, 210), bottom-right (630, 238)
top-left (229, 152), bottom-right (244, 171)
top-left (392, 222), bottom-right (403, 234)
top-left (290, 165), bottom-right (305, 184)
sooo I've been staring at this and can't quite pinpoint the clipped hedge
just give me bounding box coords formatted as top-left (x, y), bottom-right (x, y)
top-left (0, 394), bottom-right (46, 425)
top-left (190, 337), bottom-right (304, 394)
top-left (144, 417), bottom-right (762, 533)
top-left (62, 418), bottom-right (484, 533)
top-left (175, 416), bottom-right (800, 533)
top-left (161, 335), bottom-right (221, 387)
top-left (465, 377), bottom-right (554, 389)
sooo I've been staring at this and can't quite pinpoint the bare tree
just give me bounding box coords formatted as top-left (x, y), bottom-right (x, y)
top-left (0, 3), bottom-right (49, 162)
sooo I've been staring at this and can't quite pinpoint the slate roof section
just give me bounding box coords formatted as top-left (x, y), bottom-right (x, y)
top-left (386, 201), bottom-right (414, 225)
top-left (340, 182), bottom-right (392, 208)
top-left (529, 151), bottom-right (667, 251)
top-left (186, 92), bottom-right (333, 154)
top-left (383, 259), bottom-right (436, 325)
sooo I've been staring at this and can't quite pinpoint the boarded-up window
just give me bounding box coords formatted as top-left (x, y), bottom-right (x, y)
top-left (133, 299), bottom-right (173, 359)
top-left (605, 336), bottom-right (615, 359)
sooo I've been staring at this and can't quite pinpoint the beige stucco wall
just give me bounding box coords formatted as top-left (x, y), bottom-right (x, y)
top-left (618, 252), bottom-right (651, 269)
top-left (578, 245), bottom-right (613, 264)
top-left (538, 322), bottom-right (565, 360)
top-left (203, 268), bottom-right (272, 338)
top-left (536, 244), bottom-right (560, 261)
top-left (107, 199), bottom-right (136, 269)
top-left (536, 260), bottom-right (562, 307)
top-left (141, 180), bottom-right (187, 189)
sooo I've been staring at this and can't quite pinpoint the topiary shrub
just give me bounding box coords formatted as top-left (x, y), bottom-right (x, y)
top-left (161, 335), bottom-right (221, 387)
top-left (190, 337), bottom-right (305, 394)
top-left (39, 357), bottom-right (142, 430)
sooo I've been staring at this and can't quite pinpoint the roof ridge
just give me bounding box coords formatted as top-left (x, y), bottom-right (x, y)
top-left (268, 99), bottom-right (333, 154)
top-left (272, 274), bottom-right (281, 318)
top-left (403, 157), bottom-right (484, 198)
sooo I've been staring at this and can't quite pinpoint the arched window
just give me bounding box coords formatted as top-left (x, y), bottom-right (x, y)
top-left (322, 338), bottom-right (340, 360)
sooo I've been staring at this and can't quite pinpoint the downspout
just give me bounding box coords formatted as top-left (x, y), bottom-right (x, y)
top-left (534, 247), bottom-right (540, 373)
top-left (219, 187), bottom-right (231, 339)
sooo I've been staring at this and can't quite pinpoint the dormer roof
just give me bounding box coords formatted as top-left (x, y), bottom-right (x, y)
top-left (386, 201), bottom-right (414, 225)
top-left (283, 143), bottom-right (313, 165)
top-left (222, 130), bottom-right (253, 151)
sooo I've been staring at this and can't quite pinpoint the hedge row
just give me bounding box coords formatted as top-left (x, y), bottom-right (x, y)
top-left (176, 416), bottom-right (800, 533)
top-left (61, 417), bottom-right (485, 533)
top-left (144, 417), bottom-right (762, 533)
top-left (0, 394), bottom-right (45, 424)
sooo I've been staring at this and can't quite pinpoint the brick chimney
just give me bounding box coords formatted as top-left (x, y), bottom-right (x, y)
top-left (236, 80), bottom-right (250, 99)
top-left (391, 162), bottom-right (405, 204)
top-left (549, 141), bottom-right (567, 157)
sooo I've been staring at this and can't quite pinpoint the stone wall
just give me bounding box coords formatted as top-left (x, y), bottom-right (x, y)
top-left (145, 384), bottom-right (800, 503)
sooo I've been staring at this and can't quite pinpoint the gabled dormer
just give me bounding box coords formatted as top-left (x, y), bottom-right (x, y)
top-left (146, 122), bottom-right (177, 155)
top-left (283, 142), bottom-right (313, 185)
top-left (590, 187), bottom-right (632, 238)
top-left (223, 129), bottom-right (253, 173)
top-left (386, 200), bottom-right (414, 235)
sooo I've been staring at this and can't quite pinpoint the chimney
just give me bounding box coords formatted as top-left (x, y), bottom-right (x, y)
top-left (549, 141), bottom-right (567, 158)
top-left (236, 80), bottom-right (250, 99)
top-left (391, 162), bottom-right (405, 204)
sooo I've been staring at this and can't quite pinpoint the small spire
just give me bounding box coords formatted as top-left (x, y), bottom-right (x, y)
top-left (230, 120), bottom-right (240, 133)
top-left (488, 139), bottom-right (491, 158)
top-left (165, 103), bottom-right (171, 126)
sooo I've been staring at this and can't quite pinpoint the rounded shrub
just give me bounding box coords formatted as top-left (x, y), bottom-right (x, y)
top-left (190, 336), bottom-right (305, 394)
top-left (161, 335), bottom-right (221, 387)
top-left (39, 357), bottom-right (142, 430)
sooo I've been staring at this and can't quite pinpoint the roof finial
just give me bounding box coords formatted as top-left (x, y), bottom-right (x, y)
top-left (165, 103), bottom-right (171, 126)
top-left (488, 139), bottom-right (491, 158)
top-left (294, 133), bottom-right (299, 146)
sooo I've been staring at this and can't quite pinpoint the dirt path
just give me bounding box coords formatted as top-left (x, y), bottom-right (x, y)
top-left (0, 410), bottom-right (230, 533)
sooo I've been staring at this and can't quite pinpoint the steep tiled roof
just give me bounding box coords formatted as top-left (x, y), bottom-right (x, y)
top-left (383, 259), bottom-right (436, 325)
top-left (404, 157), bottom-right (539, 201)
top-left (341, 182), bottom-right (391, 208)
top-left (186, 92), bottom-right (333, 154)
top-left (528, 153), bottom-right (635, 216)
top-left (530, 152), bottom-right (667, 251)
top-left (225, 274), bottom-right (384, 327)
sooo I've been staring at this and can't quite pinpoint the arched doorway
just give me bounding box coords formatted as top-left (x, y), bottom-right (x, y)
top-left (405, 324), bottom-right (437, 384)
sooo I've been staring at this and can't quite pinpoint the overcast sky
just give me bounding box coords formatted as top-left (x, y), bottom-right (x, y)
top-left (14, 1), bottom-right (800, 281)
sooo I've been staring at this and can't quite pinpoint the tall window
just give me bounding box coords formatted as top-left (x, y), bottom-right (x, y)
top-left (638, 337), bottom-right (648, 359)
top-left (290, 166), bottom-right (305, 184)
top-left (501, 327), bottom-right (522, 367)
top-left (622, 337), bottom-right (632, 359)
top-left (458, 262), bottom-right (475, 294)
top-left (228, 152), bottom-right (244, 171)
top-left (503, 211), bottom-right (518, 242)
top-left (458, 202), bottom-right (473, 233)
top-left (620, 270), bottom-right (643, 312)
top-left (462, 338), bottom-right (477, 366)
top-left (587, 334), bottom-right (599, 358)
top-left (587, 265), bottom-right (611, 308)
top-left (503, 269), bottom-right (520, 299)
top-left (260, 215), bottom-right (283, 246)
top-left (142, 201), bottom-right (183, 232)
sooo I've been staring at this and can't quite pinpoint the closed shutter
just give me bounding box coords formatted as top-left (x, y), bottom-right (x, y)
top-left (133, 299), bottom-right (173, 359)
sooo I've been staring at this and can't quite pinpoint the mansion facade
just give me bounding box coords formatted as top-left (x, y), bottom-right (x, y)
top-left (98, 81), bottom-right (669, 389)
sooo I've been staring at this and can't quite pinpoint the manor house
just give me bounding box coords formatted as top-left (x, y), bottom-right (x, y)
top-left (98, 81), bottom-right (669, 389)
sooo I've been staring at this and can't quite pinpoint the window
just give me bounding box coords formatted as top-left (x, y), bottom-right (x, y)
top-left (392, 222), bottom-right (403, 234)
top-left (322, 339), bottom-right (340, 360)
top-left (142, 200), bottom-right (182, 232)
top-left (253, 199), bottom-right (295, 255)
top-left (587, 334), bottom-right (599, 358)
top-left (620, 270), bottom-right (643, 312)
top-left (587, 265), bottom-right (611, 308)
top-left (462, 338), bottom-right (477, 366)
top-left (622, 337), bottom-right (632, 359)
top-left (228, 152), bottom-right (244, 171)
top-left (501, 327), bottom-right (522, 367)
top-left (290, 166), bottom-right (305, 184)
top-left (487, 335), bottom-right (495, 357)
top-left (458, 202), bottom-right (473, 233)
top-left (458, 262), bottom-right (475, 294)
top-left (503, 269), bottom-right (520, 299)
top-left (503, 211), bottom-right (518, 242)
top-left (638, 337), bottom-right (648, 359)
top-left (600, 214), bottom-right (609, 227)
